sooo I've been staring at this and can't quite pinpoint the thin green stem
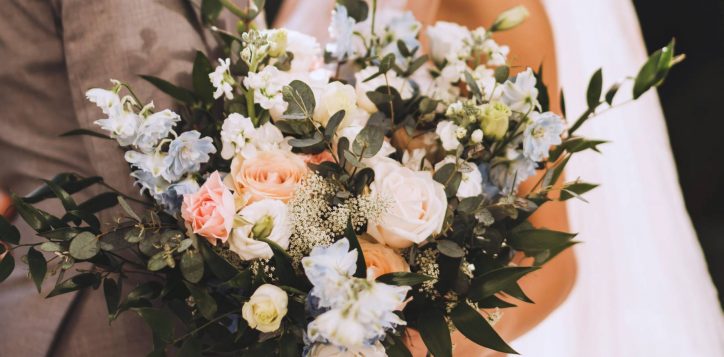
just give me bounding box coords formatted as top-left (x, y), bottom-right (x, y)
top-left (173, 310), bottom-right (237, 345)
top-left (219, 0), bottom-right (247, 19)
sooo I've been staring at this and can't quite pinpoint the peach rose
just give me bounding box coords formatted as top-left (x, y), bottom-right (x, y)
top-left (301, 151), bottom-right (336, 165)
top-left (227, 150), bottom-right (308, 204)
top-left (181, 171), bottom-right (235, 245)
top-left (359, 239), bottom-right (410, 279)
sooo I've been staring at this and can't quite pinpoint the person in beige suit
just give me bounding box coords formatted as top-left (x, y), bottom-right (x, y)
top-left (0, 1), bottom-right (238, 355)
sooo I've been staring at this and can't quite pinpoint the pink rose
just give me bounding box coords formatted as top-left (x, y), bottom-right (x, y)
top-left (181, 171), bottom-right (235, 245)
top-left (301, 151), bottom-right (335, 165)
top-left (227, 150), bottom-right (308, 203)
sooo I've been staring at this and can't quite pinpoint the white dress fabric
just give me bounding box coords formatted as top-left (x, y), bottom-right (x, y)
top-left (515, 0), bottom-right (724, 356)
top-left (277, 1), bottom-right (724, 355)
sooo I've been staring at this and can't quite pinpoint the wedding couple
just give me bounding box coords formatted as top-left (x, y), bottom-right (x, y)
top-left (0, 0), bottom-right (721, 356)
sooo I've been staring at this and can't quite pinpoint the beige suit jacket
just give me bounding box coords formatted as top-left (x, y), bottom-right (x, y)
top-left (0, 1), bottom-right (237, 355)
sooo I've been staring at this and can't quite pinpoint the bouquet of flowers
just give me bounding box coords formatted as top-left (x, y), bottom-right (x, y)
top-left (0, 1), bottom-right (680, 356)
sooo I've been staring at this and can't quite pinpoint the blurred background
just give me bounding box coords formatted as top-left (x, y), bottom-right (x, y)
top-left (633, 0), bottom-right (724, 306)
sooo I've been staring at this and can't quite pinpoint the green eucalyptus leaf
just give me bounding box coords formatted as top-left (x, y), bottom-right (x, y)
top-left (124, 227), bottom-right (145, 243)
top-left (414, 309), bottom-right (452, 357)
top-left (437, 240), bottom-right (465, 258)
top-left (69, 232), bottom-right (100, 260)
top-left (47, 272), bottom-right (100, 297)
top-left (352, 125), bottom-right (385, 158)
top-left (324, 110), bottom-right (346, 140)
top-left (39, 242), bottom-right (62, 252)
top-left (27, 247), bottom-right (47, 293)
top-left (288, 132), bottom-right (324, 148)
top-left (376, 272), bottom-right (433, 286)
top-left (282, 80), bottom-right (316, 120)
top-left (468, 266), bottom-right (539, 301)
top-left (147, 251), bottom-right (169, 271)
top-left (180, 249), bottom-right (204, 283)
top-left (450, 303), bottom-right (518, 354)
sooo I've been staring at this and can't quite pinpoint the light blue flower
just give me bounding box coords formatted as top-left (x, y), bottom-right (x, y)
top-left (133, 109), bottom-right (180, 153)
top-left (302, 238), bottom-right (358, 308)
top-left (523, 111), bottom-right (564, 162)
top-left (159, 176), bottom-right (200, 213)
top-left (130, 170), bottom-right (170, 200)
top-left (490, 148), bottom-right (537, 194)
top-left (477, 163), bottom-right (501, 200)
top-left (163, 131), bottom-right (216, 182)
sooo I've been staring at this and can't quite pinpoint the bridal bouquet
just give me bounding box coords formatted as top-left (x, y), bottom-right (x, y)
top-left (0, 1), bottom-right (680, 356)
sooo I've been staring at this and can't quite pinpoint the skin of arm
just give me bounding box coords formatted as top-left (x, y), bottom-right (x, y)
top-left (404, 1), bottom-right (577, 356)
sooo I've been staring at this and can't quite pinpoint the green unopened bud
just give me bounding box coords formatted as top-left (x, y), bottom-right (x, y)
top-left (491, 6), bottom-right (529, 32)
top-left (480, 101), bottom-right (511, 140)
top-left (252, 215), bottom-right (274, 240)
top-left (266, 29), bottom-right (288, 57)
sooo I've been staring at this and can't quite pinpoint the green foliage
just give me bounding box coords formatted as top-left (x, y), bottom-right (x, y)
top-left (450, 303), bottom-right (518, 354)
top-left (337, 0), bottom-right (369, 22)
top-left (376, 272), bottom-right (433, 286)
top-left (47, 272), bottom-right (100, 298)
top-left (141, 75), bottom-right (196, 104)
top-left (0, 216), bottom-right (20, 245)
top-left (27, 247), bottom-right (47, 293)
top-left (180, 249), bottom-right (205, 283)
top-left (633, 39), bottom-right (681, 99)
top-left (468, 266), bottom-right (539, 301)
top-left (414, 309), bottom-right (452, 357)
top-left (281, 80), bottom-right (316, 120)
top-left (192, 51), bottom-right (215, 103)
top-left (69, 232), bottom-right (101, 260)
top-left (134, 308), bottom-right (175, 343)
top-left (0, 254), bottom-right (14, 283)
top-left (586, 68), bottom-right (603, 109)
top-left (59, 129), bottom-right (112, 140)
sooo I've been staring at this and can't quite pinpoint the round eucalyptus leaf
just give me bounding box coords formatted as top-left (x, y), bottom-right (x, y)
top-left (437, 240), bottom-right (465, 258)
top-left (69, 232), bottom-right (100, 260)
top-left (180, 250), bottom-right (204, 283)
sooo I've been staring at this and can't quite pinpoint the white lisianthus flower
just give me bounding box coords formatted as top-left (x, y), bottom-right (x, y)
top-left (472, 65), bottom-right (503, 101)
top-left (490, 148), bottom-right (537, 193)
top-left (354, 66), bottom-right (412, 113)
top-left (220, 113), bottom-right (256, 160)
top-left (523, 111), bottom-right (565, 161)
top-left (163, 131), bottom-right (216, 181)
top-left (435, 156), bottom-right (483, 199)
top-left (209, 58), bottom-right (235, 100)
top-left (502, 68), bottom-right (540, 113)
top-left (243, 65), bottom-right (286, 111)
top-left (86, 88), bottom-right (121, 116)
top-left (313, 81), bottom-right (358, 128)
top-left (228, 199), bottom-right (291, 260)
top-left (134, 109), bottom-right (180, 153)
top-left (302, 238), bottom-right (358, 308)
top-left (241, 284), bottom-right (288, 333)
top-left (482, 39), bottom-right (510, 66)
top-left (366, 159), bottom-right (447, 249)
top-left (327, 5), bottom-right (357, 59)
top-left (94, 110), bottom-right (142, 147)
top-left (307, 342), bottom-right (387, 357)
top-left (284, 30), bottom-right (323, 72)
top-left (426, 21), bottom-right (470, 64)
top-left (435, 120), bottom-right (462, 151)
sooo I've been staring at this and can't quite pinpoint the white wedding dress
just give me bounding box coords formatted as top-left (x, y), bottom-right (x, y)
top-left (276, 0), bottom-right (723, 356)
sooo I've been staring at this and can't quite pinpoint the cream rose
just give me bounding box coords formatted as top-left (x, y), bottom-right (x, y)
top-left (226, 150), bottom-right (308, 204)
top-left (359, 238), bottom-right (410, 279)
top-left (241, 284), bottom-right (288, 333)
top-left (181, 171), bottom-right (236, 245)
top-left (228, 199), bottom-right (291, 260)
top-left (367, 158), bottom-right (447, 249)
top-left (307, 342), bottom-right (387, 357)
top-left (313, 81), bottom-right (357, 128)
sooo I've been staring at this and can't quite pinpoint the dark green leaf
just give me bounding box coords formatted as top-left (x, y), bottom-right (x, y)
top-left (141, 75), bottom-right (196, 104)
top-left (200, 0), bottom-right (223, 25)
top-left (178, 337), bottom-right (202, 357)
top-left (560, 182), bottom-right (598, 201)
top-left (43, 179), bottom-right (78, 211)
top-left (337, 0), bottom-right (369, 22)
top-left (433, 163), bottom-right (462, 198)
top-left (586, 68), bottom-right (603, 109)
top-left (534, 64), bottom-right (550, 112)
top-left (450, 303), bottom-right (518, 354)
top-left (0, 216), bottom-right (20, 245)
top-left (377, 272), bottom-right (433, 286)
top-left (282, 80), bottom-right (316, 120)
top-left (352, 125), bottom-right (385, 158)
top-left (103, 277), bottom-right (121, 317)
top-left (184, 282), bottom-right (218, 320)
top-left (464, 71), bottom-right (483, 102)
top-left (192, 51), bottom-right (215, 102)
top-left (436, 240), bottom-right (465, 258)
top-left (385, 333), bottom-right (413, 357)
top-left (69, 232), bottom-right (100, 260)
top-left (147, 252), bottom-right (169, 271)
top-left (559, 89), bottom-right (566, 117)
top-left (414, 309), bottom-right (452, 357)
top-left (345, 220), bottom-right (366, 278)
top-left (59, 129), bottom-right (112, 140)
top-left (134, 308), bottom-right (175, 343)
top-left (198, 239), bottom-right (238, 281)
top-left (0, 254), bottom-right (15, 283)
top-left (605, 82), bottom-right (621, 106)
top-left (380, 53), bottom-right (396, 72)
top-left (633, 39), bottom-right (677, 99)
top-left (180, 249), bottom-right (204, 283)
top-left (509, 228), bottom-right (577, 251)
top-left (468, 266), bottom-right (539, 301)
top-left (12, 193), bottom-right (57, 232)
top-left (77, 192), bottom-right (119, 213)
top-left (27, 247), bottom-right (46, 293)
top-left (324, 110), bottom-right (346, 140)
top-left (118, 196), bottom-right (141, 222)
top-left (47, 272), bottom-right (100, 297)
top-left (40, 242), bottom-right (62, 252)
top-left (279, 328), bottom-right (301, 357)
top-left (288, 132), bottom-right (324, 148)
top-left (24, 174), bottom-right (102, 204)
top-left (477, 295), bottom-right (517, 309)
top-left (503, 282), bottom-right (533, 303)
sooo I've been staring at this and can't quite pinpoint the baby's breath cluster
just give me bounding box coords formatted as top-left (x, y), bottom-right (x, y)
top-left (414, 247), bottom-right (441, 299)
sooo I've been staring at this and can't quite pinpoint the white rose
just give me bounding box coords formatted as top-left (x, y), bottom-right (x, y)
top-left (434, 156), bottom-right (483, 199)
top-left (313, 81), bottom-right (358, 128)
top-left (229, 199), bottom-right (291, 260)
top-left (435, 120), bottom-right (461, 151)
top-left (241, 284), bottom-right (288, 333)
top-left (426, 21), bottom-right (470, 64)
top-left (367, 158), bottom-right (447, 248)
top-left (354, 66), bottom-right (412, 113)
top-left (308, 342), bottom-right (387, 357)
top-left (285, 30), bottom-right (323, 72)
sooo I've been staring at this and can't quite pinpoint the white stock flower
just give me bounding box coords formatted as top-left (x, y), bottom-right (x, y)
top-left (523, 111), bottom-right (564, 161)
top-left (327, 5), bottom-right (357, 59)
top-left (435, 156), bottom-right (483, 199)
top-left (241, 284), bottom-right (288, 333)
top-left (163, 131), bottom-right (216, 181)
top-left (426, 21), bottom-right (470, 64)
top-left (313, 81), bottom-right (358, 128)
top-left (220, 113), bottom-right (256, 160)
top-left (354, 66), bottom-right (412, 113)
top-left (243, 65), bottom-right (286, 111)
top-left (307, 342), bottom-right (387, 357)
top-left (210, 58), bottom-right (235, 100)
top-left (251, 121), bottom-right (290, 153)
top-left (134, 109), bottom-right (180, 153)
top-left (502, 68), bottom-right (539, 113)
top-left (435, 120), bottom-right (462, 151)
top-left (367, 159), bottom-right (447, 249)
top-left (228, 199), bottom-right (291, 260)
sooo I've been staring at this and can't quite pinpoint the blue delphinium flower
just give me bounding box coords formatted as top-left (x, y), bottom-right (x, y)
top-left (523, 111), bottom-right (564, 162)
top-left (158, 176), bottom-right (199, 214)
top-left (477, 162), bottom-right (501, 200)
top-left (133, 109), bottom-right (180, 153)
top-left (163, 131), bottom-right (216, 182)
top-left (490, 148), bottom-right (537, 194)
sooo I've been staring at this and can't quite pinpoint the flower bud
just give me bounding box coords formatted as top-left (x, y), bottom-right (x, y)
top-left (491, 6), bottom-right (529, 32)
top-left (471, 129), bottom-right (484, 143)
top-left (251, 215), bottom-right (274, 240)
top-left (480, 101), bottom-right (511, 140)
